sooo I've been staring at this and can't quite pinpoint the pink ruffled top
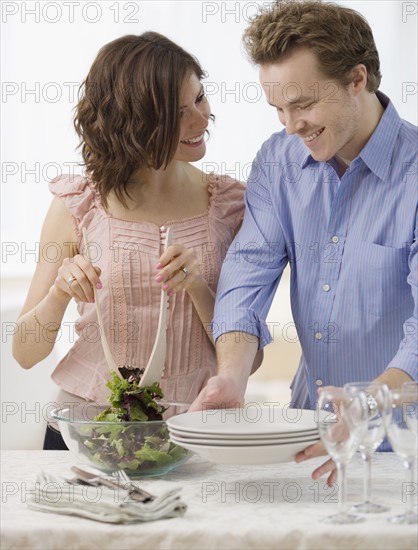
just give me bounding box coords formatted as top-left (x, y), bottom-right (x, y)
top-left (49, 173), bottom-right (245, 404)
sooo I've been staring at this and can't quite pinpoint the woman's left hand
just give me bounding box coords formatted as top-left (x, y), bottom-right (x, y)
top-left (155, 244), bottom-right (203, 295)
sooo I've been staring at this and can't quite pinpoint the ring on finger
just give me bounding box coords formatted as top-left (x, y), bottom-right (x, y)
top-left (67, 275), bottom-right (77, 288)
top-left (180, 266), bottom-right (190, 280)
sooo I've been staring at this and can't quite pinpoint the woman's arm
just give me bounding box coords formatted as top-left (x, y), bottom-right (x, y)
top-left (186, 279), bottom-right (216, 342)
top-left (155, 243), bottom-right (215, 342)
top-left (12, 197), bottom-right (101, 368)
top-left (155, 245), bottom-right (264, 370)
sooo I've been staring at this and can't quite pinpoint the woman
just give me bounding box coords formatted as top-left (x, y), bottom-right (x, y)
top-left (12, 32), bottom-right (260, 449)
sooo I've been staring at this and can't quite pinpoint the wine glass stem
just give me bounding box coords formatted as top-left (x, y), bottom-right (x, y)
top-left (404, 459), bottom-right (415, 517)
top-left (337, 461), bottom-right (347, 515)
top-left (363, 452), bottom-right (372, 504)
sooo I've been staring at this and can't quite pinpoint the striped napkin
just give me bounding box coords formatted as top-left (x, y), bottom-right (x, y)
top-left (27, 472), bottom-right (187, 524)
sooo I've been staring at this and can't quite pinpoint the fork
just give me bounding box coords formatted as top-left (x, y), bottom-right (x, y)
top-left (70, 466), bottom-right (154, 503)
top-left (113, 469), bottom-right (156, 502)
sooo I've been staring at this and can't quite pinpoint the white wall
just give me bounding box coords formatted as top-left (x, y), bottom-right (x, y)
top-left (2, 0), bottom-right (417, 277)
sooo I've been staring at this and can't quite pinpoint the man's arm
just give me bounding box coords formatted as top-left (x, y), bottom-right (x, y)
top-left (189, 332), bottom-right (258, 411)
top-left (379, 234), bottom-right (418, 383)
top-left (190, 139), bottom-right (289, 411)
top-left (373, 367), bottom-right (414, 389)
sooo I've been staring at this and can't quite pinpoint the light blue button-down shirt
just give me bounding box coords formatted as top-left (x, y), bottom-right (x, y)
top-left (213, 92), bottom-right (417, 409)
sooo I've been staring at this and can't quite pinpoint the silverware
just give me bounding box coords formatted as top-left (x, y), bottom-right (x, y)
top-left (138, 226), bottom-right (173, 388)
top-left (83, 228), bottom-right (124, 380)
top-left (114, 468), bottom-right (158, 502)
top-left (70, 466), bottom-right (155, 503)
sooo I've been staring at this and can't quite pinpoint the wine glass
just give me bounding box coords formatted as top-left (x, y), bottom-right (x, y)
top-left (386, 387), bottom-right (418, 524)
top-left (344, 382), bottom-right (391, 513)
top-left (317, 387), bottom-right (368, 524)
top-left (401, 382), bottom-right (418, 514)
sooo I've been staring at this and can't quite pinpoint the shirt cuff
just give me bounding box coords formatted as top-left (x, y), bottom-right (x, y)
top-left (212, 308), bottom-right (272, 350)
top-left (385, 350), bottom-right (418, 381)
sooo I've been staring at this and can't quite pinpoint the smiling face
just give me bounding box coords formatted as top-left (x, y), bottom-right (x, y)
top-left (173, 72), bottom-right (211, 163)
top-left (260, 48), bottom-right (363, 165)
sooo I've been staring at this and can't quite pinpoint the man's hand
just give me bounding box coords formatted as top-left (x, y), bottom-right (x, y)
top-left (188, 376), bottom-right (245, 412)
top-left (295, 384), bottom-right (355, 486)
top-left (295, 441), bottom-right (337, 486)
top-left (189, 331), bottom-right (258, 412)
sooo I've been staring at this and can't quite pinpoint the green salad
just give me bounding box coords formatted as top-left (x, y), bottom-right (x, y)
top-left (95, 368), bottom-right (168, 422)
top-left (77, 368), bottom-right (188, 474)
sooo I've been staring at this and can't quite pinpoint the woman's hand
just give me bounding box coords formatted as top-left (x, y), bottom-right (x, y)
top-left (155, 244), bottom-right (203, 295)
top-left (53, 255), bottom-right (102, 303)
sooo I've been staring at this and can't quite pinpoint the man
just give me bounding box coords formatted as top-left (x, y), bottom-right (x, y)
top-left (191, 0), bottom-right (417, 484)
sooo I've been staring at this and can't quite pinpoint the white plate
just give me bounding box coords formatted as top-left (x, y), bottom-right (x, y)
top-left (167, 407), bottom-right (320, 436)
top-left (169, 432), bottom-right (320, 447)
top-left (168, 426), bottom-right (318, 441)
top-left (169, 436), bottom-right (316, 465)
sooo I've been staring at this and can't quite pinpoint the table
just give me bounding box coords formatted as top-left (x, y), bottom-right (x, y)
top-left (1, 451), bottom-right (417, 549)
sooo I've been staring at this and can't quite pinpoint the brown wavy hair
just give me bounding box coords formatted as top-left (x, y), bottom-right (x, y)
top-left (243, 0), bottom-right (381, 92)
top-left (74, 32), bottom-right (206, 207)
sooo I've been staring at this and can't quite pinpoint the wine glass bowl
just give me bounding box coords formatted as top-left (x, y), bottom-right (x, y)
top-left (344, 382), bottom-right (391, 514)
top-left (386, 387), bottom-right (418, 524)
top-left (317, 388), bottom-right (368, 524)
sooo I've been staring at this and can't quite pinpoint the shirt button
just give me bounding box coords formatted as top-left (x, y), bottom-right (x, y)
top-left (322, 283), bottom-right (331, 292)
top-left (315, 332), bottom-right (323, 340)
top-left (160, 225), bottom-right (166, 232)
top-left (331, 235), bottom-right (339, 243)
top-left (316, 379), bottom-right (323, 386)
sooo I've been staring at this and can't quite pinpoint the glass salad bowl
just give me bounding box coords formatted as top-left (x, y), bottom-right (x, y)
top-left (49, 402), bottom-right (192, 477)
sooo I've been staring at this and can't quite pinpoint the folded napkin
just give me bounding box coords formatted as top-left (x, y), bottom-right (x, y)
top-left (27, 472), bottom-right (187, 524)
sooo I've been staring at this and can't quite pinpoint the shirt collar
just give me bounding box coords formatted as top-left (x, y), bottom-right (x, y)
top-left (301, 92), bottom-right (402, 180)
top-left (357, 92), bottom-right (401, 181)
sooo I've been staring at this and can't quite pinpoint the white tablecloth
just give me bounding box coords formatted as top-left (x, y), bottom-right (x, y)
top-left (1, 450), bottom-right (417, 549)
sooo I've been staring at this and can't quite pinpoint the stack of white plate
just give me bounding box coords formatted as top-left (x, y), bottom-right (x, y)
top-left (167, 407), bottom-right (319, 465)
